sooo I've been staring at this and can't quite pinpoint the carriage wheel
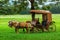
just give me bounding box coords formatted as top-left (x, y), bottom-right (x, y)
top-left (49, 22), bottom-right (56, 32)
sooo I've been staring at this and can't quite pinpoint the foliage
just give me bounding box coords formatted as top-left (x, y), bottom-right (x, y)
top-left (42, 5), bottom-right (51, 10)
top-left (49, 2), bottom-right (60, 13)
top-left (0, 0), bottom-right (60, 15)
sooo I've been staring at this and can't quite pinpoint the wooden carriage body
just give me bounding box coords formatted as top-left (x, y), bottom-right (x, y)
top-left (30, 10), bottom-right (52, 23)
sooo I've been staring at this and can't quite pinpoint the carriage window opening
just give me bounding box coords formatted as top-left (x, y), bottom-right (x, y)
top-left (35, 14), bottom-right (42, 23)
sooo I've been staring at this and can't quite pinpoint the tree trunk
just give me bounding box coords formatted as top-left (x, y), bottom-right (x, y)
top-left (29, 0), bottom-right (35, 21)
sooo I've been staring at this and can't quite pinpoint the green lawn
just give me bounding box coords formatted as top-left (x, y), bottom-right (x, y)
top-left (0, 14), bottom-right (60, 40)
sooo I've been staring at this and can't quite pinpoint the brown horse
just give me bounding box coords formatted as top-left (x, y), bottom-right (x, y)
top-left (26, 18), bottom-right (44, 32)
top-left (8, 20), bottom-right (33, 33)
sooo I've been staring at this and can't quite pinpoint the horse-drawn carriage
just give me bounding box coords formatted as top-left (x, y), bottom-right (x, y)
top-left (30, 10), bottom-right (56, 32)
top-left (8, 10), bottom-right (56, 33)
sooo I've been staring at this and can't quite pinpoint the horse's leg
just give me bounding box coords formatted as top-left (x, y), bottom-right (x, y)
top-left (35, 27), bottom-right (40, 32)
top-left (23, 28), bottom-right (25, 32)
top-left (30, 27), bottom-right (34, 32)
top-left (15, 28), bottom-right (19, 33)
top-left (36, 28), bottom-right (40, 31)
top-left (26, 27), bottom-right (29, 33)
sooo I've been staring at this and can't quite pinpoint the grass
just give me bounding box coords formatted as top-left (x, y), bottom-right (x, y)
top-left (0, 14), bottom-right (60, 40)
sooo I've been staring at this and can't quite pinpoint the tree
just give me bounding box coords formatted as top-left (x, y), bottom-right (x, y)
top-left (0, 0), bottom-right (60, 15)
top-left (29, 0), bottom-right (35, 21)
top-left (29, 0), bottom-right (48, 20)
top-left (12, 0), bottom-right (29, 13)
top-left (37, 0), bottom-right (47, 4)
top-left (42, 5), bottom-right (51, 10)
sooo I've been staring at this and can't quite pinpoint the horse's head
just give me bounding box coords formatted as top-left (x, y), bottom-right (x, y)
top-left (8, 20), bottom-right (19, 28)
top-left (8, 21), bottom-right (14, 28)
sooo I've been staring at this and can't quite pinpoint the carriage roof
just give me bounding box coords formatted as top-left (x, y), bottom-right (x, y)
top-left (30, 10), bottom-right (51, 14)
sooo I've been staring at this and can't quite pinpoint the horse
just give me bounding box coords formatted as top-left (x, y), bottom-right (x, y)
top-left (26, 18), bottom-right (44, 32)
top-left (8, 20), bottom-right (33, 33)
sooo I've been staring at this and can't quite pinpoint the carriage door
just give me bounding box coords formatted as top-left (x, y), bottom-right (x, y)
top-left (42, 13), bottom-right (52, 23)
